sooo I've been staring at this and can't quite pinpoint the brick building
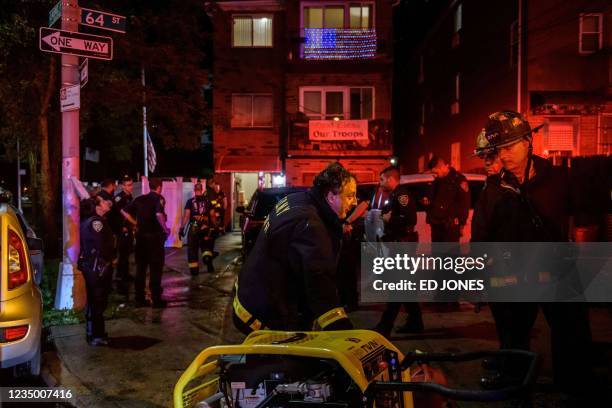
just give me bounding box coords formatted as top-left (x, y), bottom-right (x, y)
top-left (394, 0), bottom-right (612, 174)
top-left (206, 0), bottom-right (396, 224)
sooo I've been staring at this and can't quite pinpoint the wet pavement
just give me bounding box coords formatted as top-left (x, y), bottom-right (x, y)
top-left (43, 232), bottom-right (612, 407)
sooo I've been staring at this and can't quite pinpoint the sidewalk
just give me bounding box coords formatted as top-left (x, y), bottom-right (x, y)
top-left (44, 233), bottom-right (612, 407)
top-left (44, 233), bottom-right (244, 407)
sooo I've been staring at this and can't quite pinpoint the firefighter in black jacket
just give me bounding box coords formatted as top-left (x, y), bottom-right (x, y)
top-left (233, 163), bottom-right (357, 334)
top-left (79, 195), bottom-right (115, 347)
top-left (373, 166), bottom-right (423, 337)
top-left (179, 183), bottom-right (217, 275)
top-left (471, 111), bottom-right (592, 401)
top-left (426, 157), bottom-right (470, 242)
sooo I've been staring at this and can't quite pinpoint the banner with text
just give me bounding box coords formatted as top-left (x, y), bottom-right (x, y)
top-left (309, 119), bottom-right (369, 141)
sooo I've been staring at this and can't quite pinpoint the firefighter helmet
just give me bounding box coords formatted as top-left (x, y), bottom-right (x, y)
top-left (474, 111), bottom-right (539, 157)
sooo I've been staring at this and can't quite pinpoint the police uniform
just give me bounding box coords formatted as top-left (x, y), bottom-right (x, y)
top-left (375, 185), bottom-right (423, 335)
top-left (427, 168), bottom-right (470, 242)
top-left (123, 191), bottom-right (167, 305)
top-left (233, 187), bottom-right (353, 334)
top-left (79, 214), bottom-right (114, 343)
top-left (184, 195), bottom-right (215, 275)
top-left (112, 190), bottom-right (133, 286)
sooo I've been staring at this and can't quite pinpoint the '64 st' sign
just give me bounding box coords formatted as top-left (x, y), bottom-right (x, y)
top-left (80, 7), bottom-right (126, 33)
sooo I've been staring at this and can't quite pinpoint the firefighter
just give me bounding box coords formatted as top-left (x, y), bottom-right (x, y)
top-left (233, 162), bottom-right (357, 334)
top-left (471, 111), bottom-right (593, 401)
top-left (372, 166), bottom-right (423, 337)
top-left (425, 157), bottom-right (470, 242)
top-left (179, 183), bottom-right (217, 275)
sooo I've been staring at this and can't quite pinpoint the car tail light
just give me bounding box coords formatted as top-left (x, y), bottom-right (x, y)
top-left (8, 229), bottom-right (28, 289)
top-left (2, 325), bottom-right (29, 342)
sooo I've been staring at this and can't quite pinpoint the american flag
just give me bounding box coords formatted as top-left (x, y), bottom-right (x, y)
top-left (146, 128), bottom-right (157, 173)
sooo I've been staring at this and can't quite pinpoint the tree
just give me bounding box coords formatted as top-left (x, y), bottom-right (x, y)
top-left (0, 0), bottom-right (60, 253)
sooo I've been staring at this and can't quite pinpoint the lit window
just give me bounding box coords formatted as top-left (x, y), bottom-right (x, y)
top-left (349, 5), bottom-right (372, 29)
top-left (579, 13), bottom-right (602, 54)
top-left (231, 94), bottom-right (273, 127)
top-left (233, 15), bottom-right (273, 47)
top-left (451, 142), bottom-right (461, 170)
top-left (300, 87), bottom-right (374, 120)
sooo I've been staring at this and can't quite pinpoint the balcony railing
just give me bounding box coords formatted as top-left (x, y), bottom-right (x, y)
top-left (302, 28), bottom-right (377, 60)
top-left (287, 118), bottom-right (392, 156)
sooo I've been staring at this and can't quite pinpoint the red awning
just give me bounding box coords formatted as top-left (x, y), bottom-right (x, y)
top-left (216, 155), bottom-right (280, 173)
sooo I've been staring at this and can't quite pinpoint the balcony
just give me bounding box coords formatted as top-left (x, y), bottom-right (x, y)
top-left (301, 28), bottom-right (377, 60)
top-left (286, 118), bottom-right (392, 156)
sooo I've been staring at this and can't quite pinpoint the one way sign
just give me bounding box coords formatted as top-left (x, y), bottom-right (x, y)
top-left (39, 27), bottom-right (113, 60)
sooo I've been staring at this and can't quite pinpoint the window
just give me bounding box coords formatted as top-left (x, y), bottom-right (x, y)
top-left (544, 117), bottom-right (578, 156)
top-left (510, 20), bottom-right (519, 68)
top-left (349, 5), bottom-right (372, 28)
top-left (579, 13), bottom-right (603, 54)
top-left (231, 94), bottom-right (273, 127)
top-left (300, 86), bottom-right (374, 120)
top-left (233, 15), bottom-right (273, 47)
top-left (451, 73), bottom-right (460, 115)
top-left (303, 4), bottom-right (373, 29)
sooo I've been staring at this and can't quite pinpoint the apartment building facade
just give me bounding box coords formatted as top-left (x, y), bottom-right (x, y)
top-left (395, 0), bottom-right (612, 174)
top-left (206, 0), bottom-right (396, 221)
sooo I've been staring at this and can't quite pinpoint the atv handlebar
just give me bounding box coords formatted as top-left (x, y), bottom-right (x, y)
top-left (367, 349), bottom-right (538, 402)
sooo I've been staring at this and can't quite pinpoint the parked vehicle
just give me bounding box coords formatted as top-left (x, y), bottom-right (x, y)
top-left (0, 188), bottom-right (44, 377)
top-left (236, 187), bottom-right (308, 257)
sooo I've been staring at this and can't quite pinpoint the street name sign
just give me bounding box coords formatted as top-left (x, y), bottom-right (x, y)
top-left (60, 84), bottom-right (80, 112)
top-left (48, 1), bottom-right (62, 27)
top-left (80, 7), bottom-right (126, 33)
top-left (80, 58), bottom-right (88, 88)
top-left (39, 27), bottom-right (113, 60)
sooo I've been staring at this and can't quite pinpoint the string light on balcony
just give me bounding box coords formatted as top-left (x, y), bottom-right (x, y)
top-left (304, 28), bottom-right (377, 60)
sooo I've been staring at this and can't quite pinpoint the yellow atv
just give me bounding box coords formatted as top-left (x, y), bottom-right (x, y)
top-left (174, 330), bottom-right (536, 408)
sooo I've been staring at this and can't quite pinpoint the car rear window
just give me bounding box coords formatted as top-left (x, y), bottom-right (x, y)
top-left (402, 180), bottom-right (485, 211)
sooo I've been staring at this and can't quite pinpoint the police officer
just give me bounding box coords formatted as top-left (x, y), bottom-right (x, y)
top-left (372, 166), bottom-right (423, 337)
top-left (426, 157), bottom-right (470, 242)
top-left (233, 163), bottom-right (357, 334)
top-left (111, 176), bottom-right (134, 293)
top-left (179, 183), bottom-right (216, 275)
top-left (79, 195), bottom-right (114, 346)
top-left (98, 179), bottom-right (116, 205)
top-left (471, 111), bottom-right (593, 400)
top-left (121, 178), bottom-right (170, 308)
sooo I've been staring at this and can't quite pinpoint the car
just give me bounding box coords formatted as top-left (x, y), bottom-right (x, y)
top-left (365, 173), bottom-right (486, 243)
top-left (236, 186), bottom-right (308, 257)
top-left (0, 188), bottom-right (43, 377)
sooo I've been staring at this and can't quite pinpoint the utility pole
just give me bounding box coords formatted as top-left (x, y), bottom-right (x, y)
top-left (56, 0), bottom-right (86, 310)
top-left (142, 66), bottom-right (148, 178)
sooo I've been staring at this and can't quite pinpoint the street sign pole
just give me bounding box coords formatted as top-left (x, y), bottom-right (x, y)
top-left (56, 0), bottom-right (85, 310)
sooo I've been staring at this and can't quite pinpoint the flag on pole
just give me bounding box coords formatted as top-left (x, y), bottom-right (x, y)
top-left (146, 128), bottom-right (157, 173)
